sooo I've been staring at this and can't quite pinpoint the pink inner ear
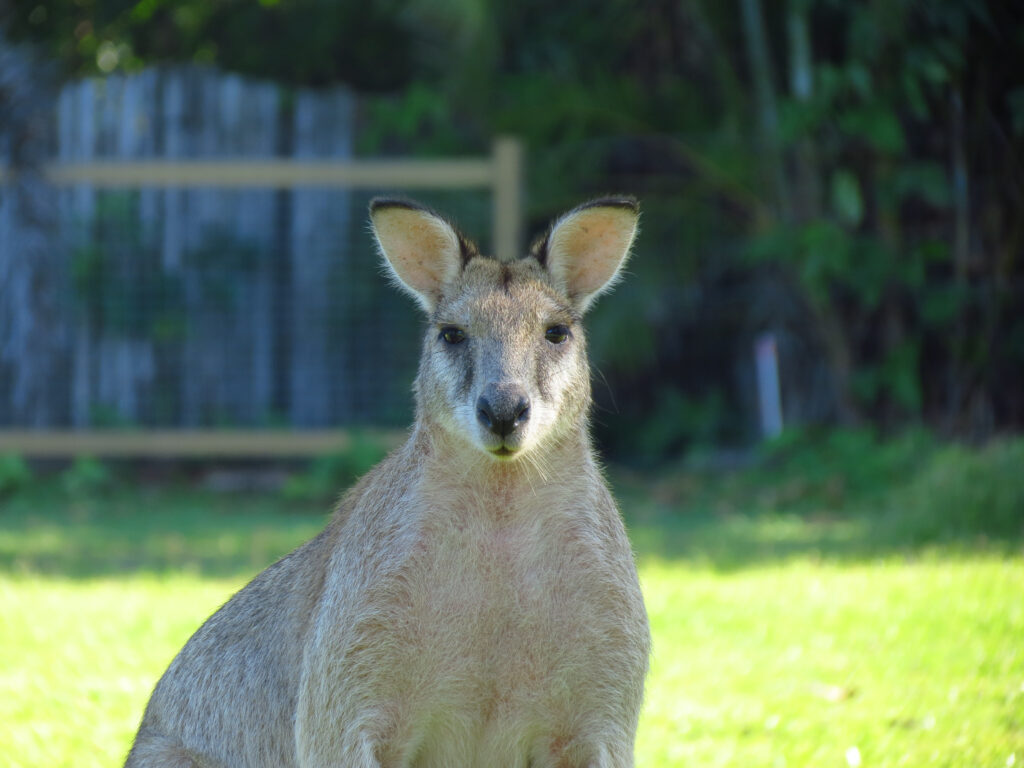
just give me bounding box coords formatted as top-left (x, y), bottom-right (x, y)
top-left (373, 208), bottom-right (462, 305)
top-left (550, 208), bottom-right (636, 301)
top-left (565, 221), bottom-right (631, 296)
top-left (392, 219), bottom-right (457, 294)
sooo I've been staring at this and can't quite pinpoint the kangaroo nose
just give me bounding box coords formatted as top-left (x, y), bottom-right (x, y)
top-left (476, 384), bottom-right (530, 438)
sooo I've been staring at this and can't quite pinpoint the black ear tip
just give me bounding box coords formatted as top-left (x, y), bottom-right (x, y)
top-left (369, 197), bottom-right (427, 215)
top-left (576, 196), bottom-right (640, 214)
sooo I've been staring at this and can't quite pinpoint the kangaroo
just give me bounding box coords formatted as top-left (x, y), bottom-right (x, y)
top-left (125, 197), bottom-right (650, 768)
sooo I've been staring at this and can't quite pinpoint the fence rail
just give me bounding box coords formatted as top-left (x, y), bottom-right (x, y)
top-left (0, 136), bottom-right (523, 255)
top-left (0, 159), bottom-right (493, 188)
top-left (0, 429), bottom-right (404, 459)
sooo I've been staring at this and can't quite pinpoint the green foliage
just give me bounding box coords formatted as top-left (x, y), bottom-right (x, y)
top-left (889, 162), bottom-right (952, 209)
top-left (60, 457), bottom-right (115, 498)
top-left (893, 438), bottom-right (1024, 542)
top-left (281, 432), bottom-right (391, 502)
top-left (0, 454), bottom-right (32, 498)
top-left (645, 429), bottom-right (1024, 553)
top-left (851, 341), bottom-right (923, 414)
top-left (734, 0), bottom-right (1022, 432)
top-left (755, 427), bottom-right (936, 511)
top-left (3, 0), bottom-right (418, 89)
top-left (828, 169), bottom-right (862, 226)
top-left (358, 82), bottom-right (481, 156)
top-left (86, 403), bottom-right (138, 429)
top-left (612, 389), bottom-right (728, 462)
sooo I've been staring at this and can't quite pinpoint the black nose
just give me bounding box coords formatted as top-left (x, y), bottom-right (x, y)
top-left (476, 384), bottom-right (530, 438)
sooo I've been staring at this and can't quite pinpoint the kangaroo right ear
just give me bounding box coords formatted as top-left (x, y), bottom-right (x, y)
top-left (540, 197), bottom-right (639, 314)
top-left (370, 199), bottom-right (466, 313)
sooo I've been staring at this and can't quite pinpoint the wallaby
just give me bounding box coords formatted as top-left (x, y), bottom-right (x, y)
top-left (125, 197), bottom-right (650, 768)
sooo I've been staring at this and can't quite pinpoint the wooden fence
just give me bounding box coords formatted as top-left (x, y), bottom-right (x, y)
top-left (0, 65), bottom-right (523, 458)
top-left (0, 145), bottom-right (523, 259)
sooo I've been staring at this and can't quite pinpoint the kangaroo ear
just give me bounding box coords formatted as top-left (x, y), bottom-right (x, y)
top-left (540, 197), bottom-right (639, 313)
top-left (370, 199), bottom-right (467, 312)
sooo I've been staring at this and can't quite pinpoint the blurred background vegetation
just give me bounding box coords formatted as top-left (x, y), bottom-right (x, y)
top-left (2, 0), bottom-right (1023, 463)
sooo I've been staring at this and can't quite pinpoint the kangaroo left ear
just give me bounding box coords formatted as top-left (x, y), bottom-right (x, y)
top-left (539, 197), bottom-right (639, 313)
top-left (369, 198), bottom-right (468, 313)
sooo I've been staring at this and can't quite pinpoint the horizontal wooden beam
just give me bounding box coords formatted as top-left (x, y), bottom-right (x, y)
top-left (0, 430), bottom-right (404, 459)
top-left (0, 159), bottom-right (496, 189)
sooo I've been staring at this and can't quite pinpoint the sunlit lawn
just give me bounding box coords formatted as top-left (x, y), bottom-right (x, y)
top-left (1, 481), bottom-right (1022, 767)
top-left (639, 557), bottom-right (1023, 767)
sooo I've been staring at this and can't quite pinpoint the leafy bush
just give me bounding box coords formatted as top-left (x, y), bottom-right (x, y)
top-left (281, 432), bottom-right (391, 502)
top-left (756, 426), bottom-right (936, 510)
top-left (610, 389), bottom-right (728, 463)
top-left (0, 454), bottom-right (33, 498)
top-left (893, 438), bottom-right (1024, 542)
top-left (61, 457), bottom-right (115, 498)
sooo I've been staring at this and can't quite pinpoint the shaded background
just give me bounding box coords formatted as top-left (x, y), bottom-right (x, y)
top-left (2, 0), bottom-right (1023, 463)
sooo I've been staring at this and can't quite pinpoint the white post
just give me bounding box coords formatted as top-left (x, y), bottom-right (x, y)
top-left (755, 332), bottom-right (784, 438)
top-left (492, 136), bottom-right (523, 261)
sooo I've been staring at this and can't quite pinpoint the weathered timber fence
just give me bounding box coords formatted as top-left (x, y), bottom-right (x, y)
top-left (0, 65), bottom-right (523, 458)
top-left (0, 149), bottom-right (523, 259)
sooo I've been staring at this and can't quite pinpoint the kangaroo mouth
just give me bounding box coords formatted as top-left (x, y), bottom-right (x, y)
top-left (485, 440), bottom-right (530, 459)
top-left (478, 425), bottom-right (526, 459)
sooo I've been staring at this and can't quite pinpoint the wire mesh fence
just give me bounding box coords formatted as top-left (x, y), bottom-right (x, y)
top-left (3, 184), bottom-right (501, 435)
top-left (0, 65), bottom-right (520, 454)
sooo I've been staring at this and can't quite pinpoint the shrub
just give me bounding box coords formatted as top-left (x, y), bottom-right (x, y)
top-left (61, 457), bottom-right (115, 497)
top-left (0, 454), bottom-right (32, 498)
top-left (757, 426), bottom-right (936, 510)
top-left (281, 432), bottom-right (391, 502)
top-left (890, 438), bottom-right (1024, 542)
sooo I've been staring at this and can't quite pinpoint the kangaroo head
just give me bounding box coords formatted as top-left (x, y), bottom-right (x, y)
top-left (370, 198), bottom-right (638, 461)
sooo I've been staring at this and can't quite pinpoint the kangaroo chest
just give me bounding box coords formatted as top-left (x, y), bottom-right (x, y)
top-left (360, 496), bottom-right (622, 765)
top-left (404, 508), bottom-right (590, 670)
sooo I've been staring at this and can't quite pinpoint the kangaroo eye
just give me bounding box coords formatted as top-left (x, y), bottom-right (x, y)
top-left (545, 325), bottom-right (570, 344)
top-left (440, 327), bottom-right (467, 345)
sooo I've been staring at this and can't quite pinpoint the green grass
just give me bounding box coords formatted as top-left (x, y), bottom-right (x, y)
top-left (1, 574), bottom-right (233, 767)
top-left (638, 558), bottom-right (1023, 767)
top-left (1, 438), bottom-right (1022, 766)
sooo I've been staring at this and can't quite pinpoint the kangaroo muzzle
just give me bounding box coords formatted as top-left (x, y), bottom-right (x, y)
top-left (476, 382), bottom-right (531, 442)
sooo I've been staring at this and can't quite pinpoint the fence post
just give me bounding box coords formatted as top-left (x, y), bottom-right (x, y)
top-left (755, 332), bottom-right (784, 439)
top-left (492, 136), bottom-right (523, 261)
